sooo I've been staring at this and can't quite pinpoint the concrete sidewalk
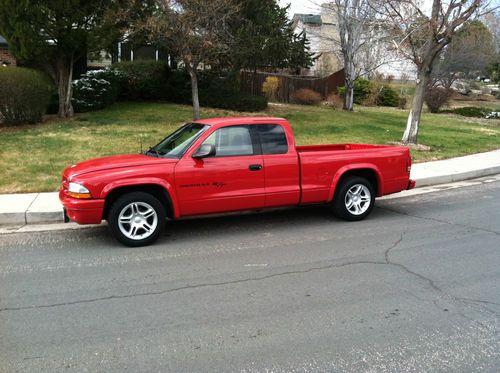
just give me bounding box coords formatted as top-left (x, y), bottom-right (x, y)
top-left (1, 149), bottom-right (499, 226)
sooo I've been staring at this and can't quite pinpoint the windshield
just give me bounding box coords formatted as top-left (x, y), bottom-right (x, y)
top-left (146, 123), bottom-right (209, 158)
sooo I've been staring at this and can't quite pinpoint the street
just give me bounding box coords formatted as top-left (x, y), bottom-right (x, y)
top-left (1, 179), bottom-right (499, 372)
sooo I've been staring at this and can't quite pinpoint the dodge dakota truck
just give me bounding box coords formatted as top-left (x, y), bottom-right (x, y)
top-left (60, 116), bottom-right (415, 246)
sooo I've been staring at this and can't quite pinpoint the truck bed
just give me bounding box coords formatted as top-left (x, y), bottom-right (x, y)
top-left (297, 143), bottom-right (411, 204)
top-left (296, 144), bottom-right (391, 153)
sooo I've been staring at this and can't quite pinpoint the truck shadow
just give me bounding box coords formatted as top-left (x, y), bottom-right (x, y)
top-left (160, 204), bottom-right (397, 246)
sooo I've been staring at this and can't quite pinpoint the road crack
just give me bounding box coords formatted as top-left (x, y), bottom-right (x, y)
top-left (378, 206), bottom-right (500, 236)
top-left (1, 258), bottom-right (389, 312)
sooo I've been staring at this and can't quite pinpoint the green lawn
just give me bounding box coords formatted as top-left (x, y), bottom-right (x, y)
top-left (1, 101), bottom-right (499, 193)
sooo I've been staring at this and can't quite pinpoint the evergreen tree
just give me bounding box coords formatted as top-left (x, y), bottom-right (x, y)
top-left (0, 0), bottom-right (126, 117)
top-left (232, 0), bottom-right (315, 72)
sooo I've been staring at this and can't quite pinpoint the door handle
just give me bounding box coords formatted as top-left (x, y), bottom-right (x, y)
top-left (249, 164), bottom-right (263, 171)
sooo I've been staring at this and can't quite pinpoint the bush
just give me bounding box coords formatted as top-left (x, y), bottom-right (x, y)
top-left (113, 60), bottom-right (170, 100)
top-left (325, 93), bottom-right (344, 109)
top-left (398, 96), bottom-right (408, 109)
top-left (262, 76), bottom-right (280, 101)
top-left (292, 88), bottom-right (322, 105)
top-left (72, 69), bottom-right (122, 112)
top-left (375, 85), bottom-right (400, 107)
top-left (424, 86), bottom-right (452, 113)
top-left (338, 78), bottom-right (373, 104)
top-left (0, 67), bottom-right (52, 125)
top-left (201, 91), bottom-right (267, 112)
top-left (443, 106), bottom-right (490, 117)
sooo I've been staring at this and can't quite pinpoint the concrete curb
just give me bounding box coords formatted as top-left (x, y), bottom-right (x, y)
top-left (1, 149), bottom-right (499, 227)
top-left (414, 165), bottom-right (500, 187)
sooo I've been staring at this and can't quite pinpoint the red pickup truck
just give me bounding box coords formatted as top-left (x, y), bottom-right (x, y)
top-left (60, 116), bottom-right (414, 246)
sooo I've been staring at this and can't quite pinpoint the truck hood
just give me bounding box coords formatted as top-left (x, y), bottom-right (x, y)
top-left (64, 154), bottom-right (177, 179)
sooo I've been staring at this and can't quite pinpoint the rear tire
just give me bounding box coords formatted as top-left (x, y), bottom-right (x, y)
top-left (332, 176), bottom-right (375, 221)
top-left (108, 192), bottom-right (165, 247)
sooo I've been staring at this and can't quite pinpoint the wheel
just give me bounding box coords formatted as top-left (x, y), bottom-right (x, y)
top-left (332, 176), bottom-right (375, 221)
top-left (108, 192), bottom-right (166, 247)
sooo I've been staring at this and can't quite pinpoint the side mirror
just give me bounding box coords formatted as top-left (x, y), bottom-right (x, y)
top-left (192, 144), bottom-right (216, 159)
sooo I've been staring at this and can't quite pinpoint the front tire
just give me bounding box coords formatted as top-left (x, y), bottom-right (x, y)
top-left (332, 176), bottom-right (375, 221)
top-left (108, 192), bottom-right (165, 247)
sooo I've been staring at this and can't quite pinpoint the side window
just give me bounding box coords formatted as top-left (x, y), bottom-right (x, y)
top-left (255, 124), bottom-right (288, 155)
top-left (202, 126), bottom-right (254, 156)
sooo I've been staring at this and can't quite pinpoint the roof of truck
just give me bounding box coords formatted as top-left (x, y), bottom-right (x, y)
top-left (194, 116), bottom-right (288, 126)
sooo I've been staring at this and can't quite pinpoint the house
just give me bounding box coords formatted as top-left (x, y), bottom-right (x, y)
top-left (292, 11), bottom-right (342, 77)
top-left (87, 42), bottom-right (174, 69)
top-left (292, 4), bottom-right (416, 80)
top-left (0, 35), bottom-right (16, 67)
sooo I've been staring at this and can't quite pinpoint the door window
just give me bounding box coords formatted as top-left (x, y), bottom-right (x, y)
top-left (202, 126), bottom-right (254, 156)
top-left (255, 124), bottom-right (288, 154)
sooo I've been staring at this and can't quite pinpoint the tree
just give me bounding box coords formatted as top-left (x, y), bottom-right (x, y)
top-left (232, 0), bottom-right (315, 73)
top-left (145, 0), bottom-right (239, 120)
top-left (0, 0), bottom-right (121, 118)
top-left (432, 20), bottom-right (495, 88)
top-left (377, 0), bottom-right (493, 144)
top-left (321, 1), bottom-right (389, 111)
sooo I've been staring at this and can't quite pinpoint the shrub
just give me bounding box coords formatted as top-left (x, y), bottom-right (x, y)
top-left (424, 86), bottom-right (452, 113)
top-left (201, 91), bottom-right (267, 112)
top-left (0, 67), bottom-right (52, 125)
top-left (262, 76), bottom-right (280, 101)
top-left (338, 78), bottom-right (373, 104)
top-left (325, 93), bottom-right (344, 109)
top-left (443, 106), bottom-right (490, 117)
top-left (398, 96), bottom-right (408, 109)
top-left (375, 85), bottom-right (400, 107)
top-left (292, 88), bottom-right (322, 105)
top-left (113, 60), bottom-right (170, 100)
top-left (72, 69), bottom-right (122, 112)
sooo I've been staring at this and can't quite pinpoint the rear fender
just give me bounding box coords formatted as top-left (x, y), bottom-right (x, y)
top-left (327, 164), bottom-right (383, 201)
top-left (100, 178), bottom-right (180, 219)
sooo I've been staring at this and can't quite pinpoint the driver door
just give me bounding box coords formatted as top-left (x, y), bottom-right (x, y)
top-left (174, 125), bottom-right (265, 216)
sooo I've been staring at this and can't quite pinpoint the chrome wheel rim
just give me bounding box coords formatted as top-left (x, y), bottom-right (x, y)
top-left (118, 202), bottom-right (158, 240)
top-left (345, 184), bottom-right (371, 216)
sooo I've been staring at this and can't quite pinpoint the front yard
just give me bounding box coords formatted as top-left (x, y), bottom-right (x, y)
top-left (1, 101), bottom-right (499, 193)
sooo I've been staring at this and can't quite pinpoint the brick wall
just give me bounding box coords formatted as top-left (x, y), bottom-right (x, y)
top-left (0, 47), bottom-right (16, 66)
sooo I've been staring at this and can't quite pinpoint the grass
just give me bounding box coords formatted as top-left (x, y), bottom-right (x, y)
top-left (1, 101), bottom-right (499, 193)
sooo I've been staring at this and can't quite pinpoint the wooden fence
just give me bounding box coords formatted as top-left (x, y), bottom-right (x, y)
top-left (240, 69), bottom-right (345, 103)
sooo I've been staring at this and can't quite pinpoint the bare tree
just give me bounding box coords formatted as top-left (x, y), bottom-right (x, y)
top-left (377, 0), bottom-right (494, 144)
top-left (146, 0), bottom-right (239, 120)
top-left (318, 1), bottom-right (392, 111)
top-left (432, 20), bottom-right (495, 89)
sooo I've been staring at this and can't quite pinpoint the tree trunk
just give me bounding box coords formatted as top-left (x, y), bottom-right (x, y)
top-left (57, 55), bottom-right (74, 118)
top-left (344, 81), bottom-right (354, 111)
top-left (189, 69), bottom-right (200, 120)
top-left (402, 69), bottom-right (430, 144)
top-left (343, 54), bottom-right (355, 111)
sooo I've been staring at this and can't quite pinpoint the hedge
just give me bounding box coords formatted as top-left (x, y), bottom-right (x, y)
top-left (0, 67), bottom-right (52, 125)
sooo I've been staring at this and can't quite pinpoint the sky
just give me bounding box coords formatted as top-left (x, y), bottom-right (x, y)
top-left (277, 0), bottom-right (491, 19)
top-left (278, 0), bottom-right (319, 17)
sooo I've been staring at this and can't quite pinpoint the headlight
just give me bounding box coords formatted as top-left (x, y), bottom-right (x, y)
top-left (68, 182), bottom-right (92, 199)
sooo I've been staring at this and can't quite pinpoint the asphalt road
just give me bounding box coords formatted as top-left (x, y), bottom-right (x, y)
top-left (1, 179), bottom-right (499, 372)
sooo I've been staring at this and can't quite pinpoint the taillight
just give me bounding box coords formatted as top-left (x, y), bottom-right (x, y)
top-left (406, 155), bottom-right (412, 173)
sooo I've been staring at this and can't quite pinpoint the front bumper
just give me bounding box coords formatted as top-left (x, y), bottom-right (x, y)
top-left (407, 179), bottom-right (416, 190)
top-left (59, 189), bottom-right (105, 224)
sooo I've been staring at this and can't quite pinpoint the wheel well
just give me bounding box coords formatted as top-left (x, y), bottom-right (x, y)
top-left (336, 169), bottom-right (379, 196)
top-left (102, 184), bottom-right (174, 220)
